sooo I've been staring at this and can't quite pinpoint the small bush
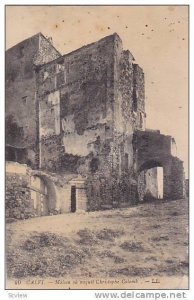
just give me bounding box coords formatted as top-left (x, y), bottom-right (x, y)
top-left (96, 228), bottom-right (124, 241)
top-left (120, 241), bottom-right (144, 252)
top-left (77, 229), bottom-right (99, 245)
top-left (21, 233), bottom-right (65, 251)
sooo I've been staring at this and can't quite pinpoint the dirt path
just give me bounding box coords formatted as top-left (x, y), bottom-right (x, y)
top-left (6, 199), bottom-right (189, 289)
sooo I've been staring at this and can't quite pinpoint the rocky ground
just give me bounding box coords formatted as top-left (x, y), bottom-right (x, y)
top-left (6, 198), bottom-right (189, 289)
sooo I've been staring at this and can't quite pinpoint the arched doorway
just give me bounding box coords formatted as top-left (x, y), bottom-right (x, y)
top-left (30, 176), bottom-right (48, 216)
top-left (138, 161), bottom-right (164, 202)
top-left (30, 174), bottom-right (57, 216)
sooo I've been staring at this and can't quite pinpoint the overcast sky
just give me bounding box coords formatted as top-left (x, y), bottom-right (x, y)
top-left (6, 5), bottom-right (188, 176)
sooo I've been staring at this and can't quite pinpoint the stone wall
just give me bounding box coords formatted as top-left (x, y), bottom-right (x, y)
top-left (6, 33), bottom-right (60, 167)
top-left (6, 163), bottom-right (36, 221)
top-left (134, 130), bottom-right (172, 171)
top-left (163, 156), bottom-right (185, 200)
top-left (34, 34), bottom-right (61, 66)
top-left (113, 38), bottom-right (145, 134)
top-left (35, 33), bottom-right (146, 210)
top-left (6, 34), bottom-right (38, 157)
top-left (36, 34), bottom-right (116, 173)
top-left (6, 33), bottom-right (146, 211)
top-left (6, 32), bottom-right (185, 212)
top-left (114, 40), bottom-right (134, 134)
top-left (5, 162), bottom-right (83, 220)
top-left (138, 171), bottom-right (146, 202)
top-left (134, 130), bottom-right (185, 200)
top-left (185, 179), bottom-right (189, 197)
top-left (6, 173), bottom-right (37, 222)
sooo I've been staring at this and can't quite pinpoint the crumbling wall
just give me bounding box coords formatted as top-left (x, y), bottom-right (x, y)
top-left (5, 162), bottom-right (77, 220)
top-left (6, 34), bottom-right (38, 158)
top-left (33, 34), bottom-right (61, 66)
top-left (81, 35), bottom-right (146, 210)
top-left (5, 33), bottom-right (60, 168)
top-left (85, 143), bottom-right (138, 211)
top-left (5, 163), bottom-right (36, 221)
top-left (114, 42), bottom-right (134, 134)
top-left (114, 38), bottom-right (145, 134)
top-left (81, 130), bottom-right (138, 211)
top-left (133, 64), bottom-right (145, 118)
top-left (37, 34), bottom-right (116, 173)
top-left (135, 130), bottom-right (185, 200)
top-left (185, 179), bottom-right (189, 197)
top-left (8, 33), bottom-right (145, 210)
top-left (6, 32), bottom-right (185, 212)
top-left (83, 36), bottom-right (142, 210)
top-left (138, 171), bottom-right (146, 202)
top-left (163, 157), bottom-right (185, 200)
top-left (6, 173), bottom-right (36, 222)
top-left (134, 130), bottom-right (172, 171)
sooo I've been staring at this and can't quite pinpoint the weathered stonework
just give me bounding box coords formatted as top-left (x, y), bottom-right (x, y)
top-left (6, 172), bottom-right (34, 221)
top-left (5, 33), bottom-right (185, 219)
top-left (134, 130), bottom-right (184, 200)
top-left (6, 33), bottom-right (60, 168)
top-left (5, 162), bottom-right (87, 221)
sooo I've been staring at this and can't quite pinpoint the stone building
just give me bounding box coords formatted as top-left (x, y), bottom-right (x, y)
top-left (5, 33), bottom-right (185, 219)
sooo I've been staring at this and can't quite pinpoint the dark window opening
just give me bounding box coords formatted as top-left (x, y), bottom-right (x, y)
top-left (6, 147), bottom-right (17, 162)
top-left (5, 146), bottom-right (27, 164)
top-left (90, 158), bottom-right (99, 173)
top-left (71, 185), bottom-right (76, 213)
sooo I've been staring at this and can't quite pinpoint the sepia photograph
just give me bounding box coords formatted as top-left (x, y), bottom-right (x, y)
top-left (5, 5), bottom-right (189, 290)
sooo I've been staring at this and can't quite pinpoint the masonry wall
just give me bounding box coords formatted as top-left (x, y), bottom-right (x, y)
top-left (6, 32), bottom-right (185, 212)
top-left (113, 37), bottom-right (145, 133)
top-left (5, 162), bottom-right (78, 220)
top-left (134, 130), bottom-right (185, 200)
top-left (36, 34), bottom-right (117, 213)
top-left (134, 130), bottom-right (172, 171)
top-left (104, 35), bottom-right (146, 208)
top-left (163, 156), bottom-right (185, 200)
top-left (84, 35), bottom-right (145, 209)
top-left (6, 33), bottom-right (60, 168)
top-left (36, 33), bottom-right (146, 209)
top-left (6, 35), bottom-right (39, 161)
top-left (5, 163), bottom-right (36, 221)
top-left (36, 34), bottom-right (117, 175)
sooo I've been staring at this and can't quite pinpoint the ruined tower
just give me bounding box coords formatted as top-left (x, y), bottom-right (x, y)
top-left (5, 33), bottom-right (185, 217)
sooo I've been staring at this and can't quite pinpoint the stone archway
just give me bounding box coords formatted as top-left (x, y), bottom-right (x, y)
top-left (134, 130), bottom-right (185, 201)
top-left (138, 160), bottom-right (164, 202)
top-left (30, 173), bottom-right (58, 216)
top-left (137, 156), bottom-right (185, 201)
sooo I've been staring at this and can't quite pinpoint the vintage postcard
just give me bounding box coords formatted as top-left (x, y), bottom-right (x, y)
top-left (5, 5), bottom-right (189, 290)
